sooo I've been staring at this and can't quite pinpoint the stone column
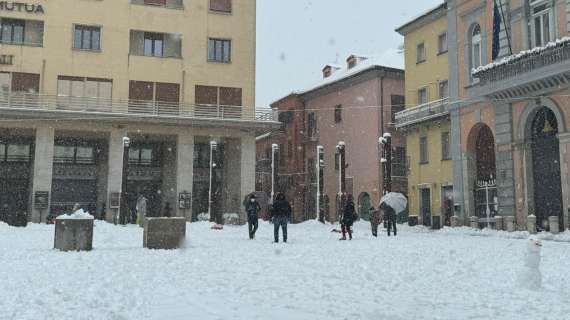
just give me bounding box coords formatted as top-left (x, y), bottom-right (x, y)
top-left (504, 216), bottom-right (515, 232)
top-left (176, 131), bottom-right (194, 220)
top-left (527, 215), bottom-right (537, 234)
top-left (558, 133), bottom-right (570, 230)
top-left (31, 125), bottom-right (54, 223)
top-left (548, 216), bottom-right (560, 234)
top-left (106, 128), bottom-right (127, 223)
top-left (450, 108), bottom-right (466, 223)
top-left (494, 216), bottom-right (504, 231)
top-left (494, 103), bottom-right (516, 217)
top-left (240, 134), bottom-right (256, 222)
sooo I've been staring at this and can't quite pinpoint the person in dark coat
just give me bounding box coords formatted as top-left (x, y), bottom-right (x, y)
top-left (380, 202), bottom-right (397, 236)
top-left (370, 206), bottom-right (382, 237)
top-left (245, 194), bottom-right (261, 239)
top-left (340, 194), bottom-right (357, 240)
top-left (270, 193), bottom-right (291, 243)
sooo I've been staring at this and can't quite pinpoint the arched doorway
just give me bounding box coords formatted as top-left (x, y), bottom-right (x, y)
top-left (531, 107), bottom-right (563, 231)
top-left (469, 124), bottom-right (498, 223)
top-left (358, 192), bottom-right (371, 221)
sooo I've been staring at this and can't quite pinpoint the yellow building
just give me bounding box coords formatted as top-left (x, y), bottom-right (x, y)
top-left (395, 2), bottom-right (453, 228)
top-left (0, 0), bottom-right (278, 225)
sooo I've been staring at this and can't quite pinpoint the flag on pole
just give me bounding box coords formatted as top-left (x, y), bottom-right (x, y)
top-left (492, 0), bottom-right (502, 60)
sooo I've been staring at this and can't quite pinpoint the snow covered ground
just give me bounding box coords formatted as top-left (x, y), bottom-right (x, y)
top-left (1, 220), bottom-right (570, 320)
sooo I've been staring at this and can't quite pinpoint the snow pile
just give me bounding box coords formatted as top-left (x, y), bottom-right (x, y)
top-left (55, 209), bottom-right (94, 220)
top-left (519, 237), bottom-right (543, 290)
top-left (472, 36), bottom-right (570, 75)
top-left (197, 212), bottom-right (210, 221)
top-left (2, 220), bottom-right (570, 319)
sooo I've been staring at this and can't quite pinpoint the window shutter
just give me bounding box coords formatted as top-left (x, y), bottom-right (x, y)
top-left (210, 0), bottom-right (232, 12)
top-left (195, 85), bottom-right (218, 105)
top-left (156, 82), bottom-right (180, 102)
top-left (144, 0), bottom-right (166, 5)
top-left (219, 87), bottom-right (242, 106)
top-left (129, 81), bottom-right (154, 101)
top-left (11, 73), bottom-right (40, 93)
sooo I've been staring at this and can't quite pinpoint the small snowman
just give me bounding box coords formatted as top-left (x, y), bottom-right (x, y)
top-left (519, 237), bottom-right (542, 290)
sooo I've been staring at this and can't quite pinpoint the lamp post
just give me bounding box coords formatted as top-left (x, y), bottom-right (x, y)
top-left (271, 143), bottom-right (279, 204)
top-left (119, 136), bottom-right (130, 225)
top-left (208, 140), bottom-right (217, 222)
top-left (379, 133), bottom-right (392, 195)
top-left (336, 141), bottom-right (346, 222)
top-left (316, 145), bottom-right (324, 222)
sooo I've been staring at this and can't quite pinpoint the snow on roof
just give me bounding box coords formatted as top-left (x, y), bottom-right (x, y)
top-left (295, 51), bottom-right (404, 96)
top-left (472, 36), bottom-right (570, 75)
top-left (395, 2), bottom-right (447, 35)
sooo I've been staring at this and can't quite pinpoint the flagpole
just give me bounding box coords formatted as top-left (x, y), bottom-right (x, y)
top-left (496, 0), bottom-right (513, 55)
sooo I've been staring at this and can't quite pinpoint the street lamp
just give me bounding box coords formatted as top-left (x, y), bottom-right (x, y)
top-left (379, 133), bottom-right (392, 194)
top-left (271, 143), bottom-right (279, 204)
top-left (336, 141), bottom-right (346, 222)
top-left (208, 140), bottom-right (217, 222)
top-left (119, 136), bottom-right (130, 225)
top-left (316, 145), bottom-right (324, 222)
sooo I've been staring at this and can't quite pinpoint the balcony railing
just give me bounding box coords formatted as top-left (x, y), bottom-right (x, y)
top-left (395, 98), bottom-right (449, 128)
top-left (473, 38), bottom-right (570, 85)
top-left (0, 92), bottom-right (276, 122)
top-left (131, 0), bottom-right (184, 9)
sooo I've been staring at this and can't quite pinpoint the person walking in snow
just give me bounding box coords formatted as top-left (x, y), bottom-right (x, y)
top-left (136, 194), bottom-right (148, 227)
top-left (380, 202), bottom-right (397, 236)
top-left (245, 194), bottom-right (261, 239)
top-left (340, 194), bottom-right (357, 240)
top-left (370, 206), bottom-right (382, 237)
top-left (270, 193), bottom-right (291, 243)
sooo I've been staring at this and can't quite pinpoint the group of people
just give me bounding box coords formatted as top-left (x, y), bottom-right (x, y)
top-left (243, 192), bottom-right (398, 242)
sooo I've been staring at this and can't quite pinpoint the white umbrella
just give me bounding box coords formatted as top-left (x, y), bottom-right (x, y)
top-left (380, 192), bottom-right (408, 214)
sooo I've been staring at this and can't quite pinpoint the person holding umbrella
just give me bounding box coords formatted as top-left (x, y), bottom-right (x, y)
top-left (340, 194), bottom-right (357, 240)
top-left (379, 192), bottom-right (407, 237)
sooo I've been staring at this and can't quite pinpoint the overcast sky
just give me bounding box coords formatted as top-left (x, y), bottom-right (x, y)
top-left (256, 0), bottom-right (443, 107)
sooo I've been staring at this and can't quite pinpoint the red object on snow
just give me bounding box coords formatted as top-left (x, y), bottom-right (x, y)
top-left (211, 224), bottom-right (224, 230)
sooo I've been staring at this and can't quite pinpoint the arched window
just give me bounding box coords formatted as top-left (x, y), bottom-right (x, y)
top-left (471, 24), bottom-right (482, 68)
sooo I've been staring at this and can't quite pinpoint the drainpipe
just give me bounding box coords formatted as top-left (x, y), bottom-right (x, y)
top-left (378, 73), bottom-right (385, 198)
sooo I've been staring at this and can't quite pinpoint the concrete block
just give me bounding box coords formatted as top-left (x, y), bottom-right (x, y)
top-left (54, 219), bottom-right (94, 251)
top-left (470, 216), bottom-right (479, 229)
top-left (527, 215), bottom-right (537, 234)
top-left (504, 216), bottom-right (515, 232)
top-left (494, 216), bottom-right (504, 231)
top-left (450, 215), bottom-right (461, 227)
top-left (548, 216), bottom-right (560, 234)
top-left (143, 217), bottom-right (186, 249)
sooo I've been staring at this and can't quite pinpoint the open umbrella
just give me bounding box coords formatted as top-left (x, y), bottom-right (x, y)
top-left (379, 192), bottom-right (408, 214)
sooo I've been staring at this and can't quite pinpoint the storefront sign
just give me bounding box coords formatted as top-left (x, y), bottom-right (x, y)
top-left (0, 2), bottom-right (44, 14)
top-left (0, 55), bottom-right (14, 65)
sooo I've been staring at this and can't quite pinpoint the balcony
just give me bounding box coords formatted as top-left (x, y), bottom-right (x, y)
top-left (395, 98), bottom-right (449, 129)
top-left (471, 38), bottom-right (570, 99)
top-left (0, 92), bottom-right (278, 131)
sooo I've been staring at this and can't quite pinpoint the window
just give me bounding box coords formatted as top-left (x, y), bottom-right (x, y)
top-left (530, 0), bottom-right (554, 47)
top-left (416, 42), bottom-right (426, 63)
top-left (417, 88), bottom-right (428, 105)
top-left (74, 25), bottom-right (101, 51)
top-left (195, 85), bottom-right (242, 106)
top-left (208, 38), bottom-right (231, 63)
top-left (392, 147), bottom-right (407, 177)
top-left (1, 72), bottom-right (40, 94)
top-left (334, 105), bottom-right (342, 123)
top-left (420, 136), bottom-right (428, 164)
top-left (144, 0), bottom-right (166, 5)
top-left (308, 112), bottom-right (317, 138)
top-left (144, 32), bottom-right (163, 57)
top-left (438, 80), bottom-right (449, 99)
top-left (0, 19), bottom-right (24, 44)
top-left (288, 141), bottom-right (293, 159)
top-left (57, 76), bottom-right (112, 99)
top-left (4, 144), bottom-right (31, 162)
top-left (54, 145), bottom-right (95, 164)
top-left (471, 24), bottom-right (482, 69)
top-left (438, 32), bottom-right (448, 54)
top-left (308, 158), bottom-right (316, 183)
top-left (441, 132), bottom-right (451, 160)
top-left (390, 95), bottom-right (405, 123)
top-left (129, 147), bottom-right (155, 166)
top-left (210, 0), bottom-right (232, 13)
top-left (335, 152), bottom-right (340, 171)
top-left (129, 81), bottom-right (180, 107)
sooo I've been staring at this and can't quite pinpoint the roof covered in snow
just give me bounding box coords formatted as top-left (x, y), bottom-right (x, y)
top-left (395, 2), bottom-right (447, 36)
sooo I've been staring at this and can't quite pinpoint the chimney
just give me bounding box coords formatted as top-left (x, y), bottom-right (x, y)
top-left (346, 54), bottom-right (369, 69)
top-left (322, 64), bottom-right (341, 78)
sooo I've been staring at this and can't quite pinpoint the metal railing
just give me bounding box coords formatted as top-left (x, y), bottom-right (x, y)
top-left (0, 92), bottom-right (276, 122)
top-left (473, 40), bottom-right (570, 84)
top-left (395, 98), bottom-right (449, 128)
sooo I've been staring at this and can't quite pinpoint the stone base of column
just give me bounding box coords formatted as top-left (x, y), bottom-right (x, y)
top-left (527, 215), bottom-right (537, 234)
top-left (548, 216), bottom-right (560, 234)
top-left (470, 216), bottom-right (479, 229)
top-left (494, 216), bottom-right (504, 231)
top-left (451, 215), bottom-right (461, 227)
top-left (504, 216), bottom-right (515, 232)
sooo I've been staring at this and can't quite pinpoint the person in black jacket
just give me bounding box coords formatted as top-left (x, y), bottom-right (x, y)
top-left (340, 194), bottom-right (357, 240)
top-left (270, 193), bottom-right (291, 243)
top-left (380, 202), bottom-right (397, 236)
top-left (244, 194), bottom-right (262, 239)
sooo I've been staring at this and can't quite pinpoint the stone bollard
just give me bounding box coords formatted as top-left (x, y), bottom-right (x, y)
top-left (143, 217), bottom-right (186, 249)
top-left (504, 216), bottom-right (515, 232)
top-left (54, 213), bottom-right (94, 252)
top-left (494, 216), bottom-right (504, 231)
top-left (450, 215), bottom-right (461, 227)
top-left (527, 215), bottom-right (537, 234)
top-left (548, 216), bottom-right (560, 234)
top-left (470, 216), bottom-right (479, 229)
